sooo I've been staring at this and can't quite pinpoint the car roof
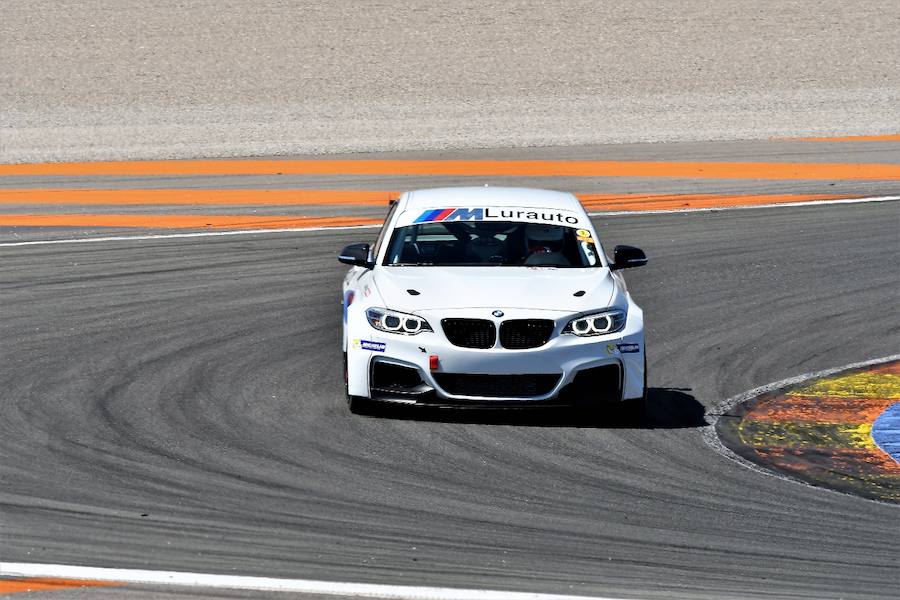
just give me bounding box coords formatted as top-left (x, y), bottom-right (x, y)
top-left (399, 187), bottom-right (582, 212)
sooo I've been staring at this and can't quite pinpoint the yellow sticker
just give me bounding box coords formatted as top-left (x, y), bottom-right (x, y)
top-left (578, 237), bottom-right (594, 244)
top-left (576, 229), bottom-right (591, 238)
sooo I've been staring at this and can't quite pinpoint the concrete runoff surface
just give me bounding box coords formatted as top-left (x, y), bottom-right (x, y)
top-left (2, 1), bottom-right (900, 163)
top-left (1, 201), bottom-right (899, 599)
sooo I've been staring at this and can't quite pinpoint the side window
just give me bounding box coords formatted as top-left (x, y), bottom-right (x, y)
top-left (371, 201), bottom-right (398, 262)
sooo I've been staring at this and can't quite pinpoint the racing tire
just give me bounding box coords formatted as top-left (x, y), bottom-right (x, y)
top-left (617, 395), bottom-right (646, 424)
top-left (348, 395), bottom-right (375, 415)
top-left (575, 356), bottom-right (647, 425)
top-left (619, 354), bottom-right (648, 424)
top-left (344, 351), bottom-right (375, 415)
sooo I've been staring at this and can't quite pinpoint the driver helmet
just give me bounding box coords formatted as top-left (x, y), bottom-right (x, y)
top-left (525, 223), bottom-right (564, 252)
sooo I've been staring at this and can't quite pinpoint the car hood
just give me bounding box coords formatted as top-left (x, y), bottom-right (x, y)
top-left (372, 266), bottom-right (617, 313)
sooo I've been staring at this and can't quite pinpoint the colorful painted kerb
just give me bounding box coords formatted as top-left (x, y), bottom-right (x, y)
top-left (716, 360), bottom-right (900, 502)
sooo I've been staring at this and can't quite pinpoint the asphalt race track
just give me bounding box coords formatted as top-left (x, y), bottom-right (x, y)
top-left (2, 198), bottom-right (899, 599)
top-left (2, 2), bottom-right (900, 598)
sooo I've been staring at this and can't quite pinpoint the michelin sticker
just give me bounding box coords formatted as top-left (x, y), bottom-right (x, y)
top-left (414, 207), bottom-right (581, 226)
top-left (606, 343), bottom-right (640, 355)
top-left (353, 339), bottom-right (386, 352)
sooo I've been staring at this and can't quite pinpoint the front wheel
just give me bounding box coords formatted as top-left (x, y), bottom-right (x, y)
top-left (617, 395), bottom-right (645, 423)
top-left (348, 395), bottom-right (374, 415)
top-left (616, 354), bottom-right (648, 424)
top-left (344, 351), bottom-right (375, 415)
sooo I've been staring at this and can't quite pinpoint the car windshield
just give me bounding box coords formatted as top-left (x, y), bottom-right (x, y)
top-left (383, 220), bottom-right (601, 267)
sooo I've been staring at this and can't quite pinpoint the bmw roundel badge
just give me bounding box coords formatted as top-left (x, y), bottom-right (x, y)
top-left (492, 310), bottom-right (504, 318)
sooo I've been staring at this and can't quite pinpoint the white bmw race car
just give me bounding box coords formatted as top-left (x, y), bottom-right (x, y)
top-left (339, 187), bottom-right (648, 415)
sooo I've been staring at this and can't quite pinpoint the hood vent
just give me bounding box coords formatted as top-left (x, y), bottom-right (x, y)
top-left (573, 290), bottom-right (586, 297)
top-left (407, 289), bottom-right (421, 295)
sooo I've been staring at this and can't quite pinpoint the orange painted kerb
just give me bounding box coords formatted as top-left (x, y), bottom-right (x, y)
top-left (1, 159), bottom-right (899, 180)
top-left (746, 396), bottom-right (897, 423)
top-left (0, 190), bottom-right (851, 209)
top-left (0, 577), bottom-right (118, 593)
top-left (576, 192), bottom-right (849, 211)
top-left (781, 134), bottom-right (900, 142)
top-left (0, 189), bottom-right (398, 207)
top-left (0, 214), bottom-right (383, 230)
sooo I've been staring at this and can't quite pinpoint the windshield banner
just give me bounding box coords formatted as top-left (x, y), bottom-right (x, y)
top-left (407, 207), bottom-right (584, 226)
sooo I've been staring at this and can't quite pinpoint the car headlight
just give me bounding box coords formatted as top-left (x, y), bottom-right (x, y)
top-left (366, 307), bottom-right (433, 335)
top-left (562, 309), bottom-right (626, 336)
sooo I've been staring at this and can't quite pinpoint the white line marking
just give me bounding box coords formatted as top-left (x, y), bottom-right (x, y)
top-left (0, 562), bottom-right (639, 600)
top-left (0, 224), bottom-right (382, 247)
top-left (0, 195), bottom-right (897, 248)
top-left (702, 353), bottom-right (900, 503)
top-left (709, 353), bottom-right (900, 416)
top-left (587, 194), bottom-right (900, 216)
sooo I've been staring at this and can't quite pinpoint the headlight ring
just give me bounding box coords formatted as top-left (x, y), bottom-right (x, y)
top-left (563, 309), bottom-right (626, 336)
top-left (366, 307), bottom-right (432, 335)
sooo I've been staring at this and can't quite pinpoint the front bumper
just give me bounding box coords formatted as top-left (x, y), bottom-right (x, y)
top-left (347, 308), bottom-right (644, 406)
top-left (369, 356), bottom-right (624, 408)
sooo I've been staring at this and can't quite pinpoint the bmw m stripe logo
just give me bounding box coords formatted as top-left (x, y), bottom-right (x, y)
top-left (414, 208), bottom-right (484, 223)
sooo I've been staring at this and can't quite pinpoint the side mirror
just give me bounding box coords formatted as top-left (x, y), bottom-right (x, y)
top-left (338, 243), bottom-right (373, 268)
top-left (610, 245), bottom-right (647, 270)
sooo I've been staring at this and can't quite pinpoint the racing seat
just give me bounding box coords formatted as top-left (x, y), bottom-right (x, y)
top-left (524, 250), bottom-right (570, 266)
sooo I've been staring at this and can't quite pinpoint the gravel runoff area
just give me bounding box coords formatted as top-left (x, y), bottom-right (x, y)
top-left (2, 0), bottom-right (899, 163)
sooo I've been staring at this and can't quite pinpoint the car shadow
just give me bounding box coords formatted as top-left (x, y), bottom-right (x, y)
top-left (642, 387), bottom-right (708, 429)
top-left (363, 387), bottom-right (707, 429)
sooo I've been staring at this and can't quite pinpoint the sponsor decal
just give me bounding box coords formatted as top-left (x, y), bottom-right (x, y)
top-left (606, 343), bottom-right (640, 355)
top-left (363, 285), bottom-right (372, 297)
top-left (575, 229), bottom-right (595, 244)
top-left (353, 339), bottom-right (386, 352)
top-left (414, 207), bottom-right (580, 225)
